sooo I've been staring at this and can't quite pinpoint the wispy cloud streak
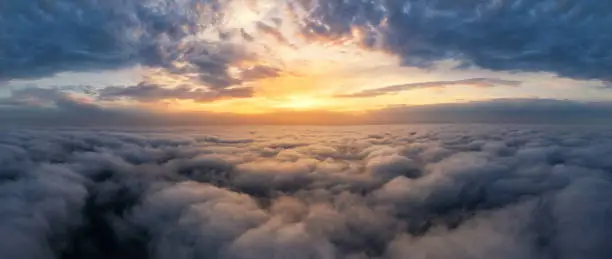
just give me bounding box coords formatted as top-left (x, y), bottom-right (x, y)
top-left (336, 78), bottom-right (521, 98)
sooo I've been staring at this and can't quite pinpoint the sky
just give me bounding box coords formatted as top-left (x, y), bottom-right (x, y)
top-left (2, 0), bottom-right (612, 125)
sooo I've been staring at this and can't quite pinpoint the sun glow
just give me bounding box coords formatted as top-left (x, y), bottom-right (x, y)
top-left (129, 0), bottom-right (469, 115)
top-left (271, 96), bottom-right (327, 110)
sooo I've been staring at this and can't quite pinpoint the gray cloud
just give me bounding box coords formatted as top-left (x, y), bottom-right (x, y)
top-left (336, 78), bottom-right (521, 98)
top-left (0, 87), bottom-right (144, 126)
top-left (2, 125), bottom-right (612, 258)
top-left (98, 83), bottom-right (254, 102)
top-left (0, 0), bottom-right (283, 89)
top-left (0, 0), bottom-right (201, 80)
top-left (0, 87), bottom-right (107, 113)
top-left (4, 0), bottom-right (612, 88)
top-left (369, 98), bottom-right (612, 124)
top-left (296, 0), bottom-right (612, 82)
top-left (255, 21), bottom-right (295, 48)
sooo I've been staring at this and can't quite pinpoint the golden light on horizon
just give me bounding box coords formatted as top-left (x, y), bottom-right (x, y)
top-left (120, 0), bottom-right (490, 116)
top-left (270, 96), bottom-right (328, 110)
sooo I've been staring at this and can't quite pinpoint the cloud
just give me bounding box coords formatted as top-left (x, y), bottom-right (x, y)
top-left (0, 0), bottom-right (192, 80)
top-left (238, 66), bottom-right (284, 81)
top-left (2, 125), bottom-right (612, 258)
top-left (98, 83), bottom-right (254, 102)
top-left (336, 78), bottom-right (521, 98)
top-left (5, 0), bottom-right (612, 89)
top-left (0, 87), bottom-right (106, 113)
top-left (174, 43), bottom-right (258, 89)
top-left (0, 0), bottom-right (283, 89)
top-left (296, 0), bottom-right (612, 82)
top-left (369, 98), bottom-right (612, 124)
top-left (255, 21), bottom-right (295, 48)
top-left (0, 87), bottom-right (145, 126)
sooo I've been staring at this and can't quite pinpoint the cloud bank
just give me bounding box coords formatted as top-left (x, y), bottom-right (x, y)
top-left (1, 125), bottom-right (612, 259)
top-left (2, 97), bottom-right (612, 126)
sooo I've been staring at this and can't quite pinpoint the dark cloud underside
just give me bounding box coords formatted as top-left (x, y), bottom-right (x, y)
top-left (0, 0), bottom-right (281, 90)
top-left (0, 0), bottom-right (203, 79)
top-left (5, 0), bottom-right (612, 84)
top-left (298, 0), bottom-right (612, 82)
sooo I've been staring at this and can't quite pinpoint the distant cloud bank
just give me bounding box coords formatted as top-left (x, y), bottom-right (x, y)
top-left (1, 95), bottom-right (611, 126)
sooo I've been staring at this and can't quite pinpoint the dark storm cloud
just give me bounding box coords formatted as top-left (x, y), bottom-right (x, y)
top-left (98, 83), bottom-right (254, 102)
top-left (336, 78), bottom-right (521, 98)
top-left (2, 125), bottom-right (612, 258)
top-left (298, 0), bottom-right (612, 81)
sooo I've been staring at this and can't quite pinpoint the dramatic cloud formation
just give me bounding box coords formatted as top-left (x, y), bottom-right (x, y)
top-left (336, 78), bottom-right (521, 98)
top-left (3, 3), bottom-right (612, 257)
top-left (297, 0), bottom-right (612, 82)
top-left (7, 0), bottom-right (612, 84)
top-left (1, 0), bottom-right (191, 79)
top-left (0, 0), bottom-right (284, 92)
top-left (2, 125), bottom-right (612, 259)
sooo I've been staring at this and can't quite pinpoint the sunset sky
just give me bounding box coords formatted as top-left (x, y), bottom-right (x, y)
top-left (5, 2), bottom-right (612, 257)
top-left (2, 0), bottom-right (612, 125)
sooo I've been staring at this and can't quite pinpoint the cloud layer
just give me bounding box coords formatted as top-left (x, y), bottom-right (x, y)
top-left (2, 125), bottom-right (612, 258)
